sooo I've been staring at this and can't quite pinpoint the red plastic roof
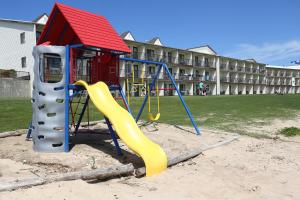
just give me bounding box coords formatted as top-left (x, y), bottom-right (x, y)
top-left (37, 3), bottom-right (131, 54)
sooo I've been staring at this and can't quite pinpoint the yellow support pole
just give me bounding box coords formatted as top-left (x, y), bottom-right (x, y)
top-left (156, 83), bottom-right (160, 112)
top-left (132, 65), bottom-right (135, 83)
top-left (126, 78), bottom-right (130, 105)
top-left (148, 85), bottom-right (151, 113)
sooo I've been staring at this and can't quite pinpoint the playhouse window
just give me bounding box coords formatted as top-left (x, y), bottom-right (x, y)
top-left (39, 53), bottom-right (63, 83)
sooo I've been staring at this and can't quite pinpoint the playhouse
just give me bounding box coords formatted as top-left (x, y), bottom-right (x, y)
top-left (30, 3), bottom-right (199, 176)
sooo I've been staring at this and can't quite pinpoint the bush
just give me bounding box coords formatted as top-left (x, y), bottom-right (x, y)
top-left (279, 127), bottom-right (300, 137)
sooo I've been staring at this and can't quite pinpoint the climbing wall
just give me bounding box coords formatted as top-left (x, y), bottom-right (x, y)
top-left (31, 45), bottom-right (66, 152)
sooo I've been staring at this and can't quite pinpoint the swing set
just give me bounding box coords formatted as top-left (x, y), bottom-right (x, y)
top-left (121, 57), bottom-right (200, 135)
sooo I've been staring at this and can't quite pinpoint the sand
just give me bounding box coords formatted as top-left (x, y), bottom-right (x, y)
top-left (0, 121), bottom-right (299, 200)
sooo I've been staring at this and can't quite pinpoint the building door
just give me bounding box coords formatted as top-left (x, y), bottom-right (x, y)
top-left (205, 71), bottom-right (210, 81)
top-left (180, 84), bottom-right (186, 95)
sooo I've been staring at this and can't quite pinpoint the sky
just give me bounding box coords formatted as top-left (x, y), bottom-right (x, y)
top-left (1, 0), bottom-right (300, 66)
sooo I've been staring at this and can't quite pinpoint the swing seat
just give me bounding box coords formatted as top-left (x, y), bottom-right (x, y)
top-left (148, 112), bottom-right (160, 121)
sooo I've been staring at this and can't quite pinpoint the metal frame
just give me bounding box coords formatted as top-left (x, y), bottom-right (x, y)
top-left (74, 95), bottom-right (90, 135)
top-left (64, 45), bottom-right (70, 152)
top-left (120, 57), bottom-right (201, 135)
top-left (64, 45), bottom-right (134, 153)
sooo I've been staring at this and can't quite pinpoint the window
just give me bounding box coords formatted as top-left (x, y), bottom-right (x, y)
top-left (146, 49), bottom-right (155, 61)
top-left (21, 57), bottom-right (26, 68)
top-left (179, 54), bottom-right (185, 64)
top-left (205, 71), bottom-right (210, 81)
top-left (162, 51), bottom-right (167, 62)
top-left (39, 53), bottom-right (62, 83)
top-left (132, 46), bottom-right (138, 59)
top-left (133, 65), bottom-right (139, 78)
top-left (36, 31), bottom-right (41, 42)
top-left (195, 56), bottom-right (199, 65)
top-left (179, 69), bottom-right (185, 76)
top-left (168, 52), bottom-right (172, 63)
top-left (204, 58), bottom-right (209, 67)
top-left (20, 32), bottom-right (25, 44)
top-left (125, 63), bottom-right (131, 74)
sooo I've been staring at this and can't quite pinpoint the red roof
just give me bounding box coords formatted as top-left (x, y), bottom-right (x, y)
top-left (38, 3), bottom-right (131, 54)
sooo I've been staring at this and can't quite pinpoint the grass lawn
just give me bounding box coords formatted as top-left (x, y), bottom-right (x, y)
top-left (1, 94), bottom-right (300, 133)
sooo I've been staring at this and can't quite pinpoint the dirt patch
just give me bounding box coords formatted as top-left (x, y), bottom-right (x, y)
top-left (0, 121), bottom-right (299, 200)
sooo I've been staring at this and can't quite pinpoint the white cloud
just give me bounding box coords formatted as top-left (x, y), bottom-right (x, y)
top-left (225, 40), bottom-right (300, 64)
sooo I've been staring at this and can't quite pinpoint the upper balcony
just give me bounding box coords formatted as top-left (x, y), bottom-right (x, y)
top-left (193, 74), bottom-right (204, 81)
top-left (202, 60), bottom-right (216, 69)
top-left (229, 63), bottom-right (237, 72)
top-left (237, 66), bottom-right (245, 72)
top-left (178, 58), bottom-right (193, 66)
top-left (220, 76), bottom-right (230, 83)
top-left (204, 76), bottom-right (217, 82)
top-left (252, 68), bottom-right (260, 74)
top-left (245, 67), bottom-right (252, 73)
top-left (220, 62), bottom-right (229, 71)
top-left (178, 73), bottom-right (193, 81)
top-left (230, 77), bottom-right (239, 83)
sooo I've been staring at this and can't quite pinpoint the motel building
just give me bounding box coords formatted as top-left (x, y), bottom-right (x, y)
top-left (0, 14), bottom-right (48, 91)
top-left (0, 16), bottom-right (300, 97)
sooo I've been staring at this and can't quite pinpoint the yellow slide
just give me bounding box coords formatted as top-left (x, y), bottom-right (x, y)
top-left (75, 80), bottom-right (167, 176)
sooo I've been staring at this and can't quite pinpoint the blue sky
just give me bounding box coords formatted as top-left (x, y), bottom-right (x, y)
top-left (1, 0), bottom-right (300, 65)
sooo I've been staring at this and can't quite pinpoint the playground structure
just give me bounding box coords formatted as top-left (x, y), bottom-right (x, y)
top-left (29, 3), bottom-right (200, 176)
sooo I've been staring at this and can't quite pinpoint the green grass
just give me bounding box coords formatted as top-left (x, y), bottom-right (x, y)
top-left (278, 127), bottom-right (300, 137)
top-left (1, 94), bottom-right (300, 133)
top-left (0, 97), bottom-right (32, 132)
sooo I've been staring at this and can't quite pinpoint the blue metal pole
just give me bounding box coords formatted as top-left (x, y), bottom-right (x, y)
top-left (64, 45), bottom-right (70, 152)
top-left (26, 121), bottom-right (32, 140)
top-left (163, 64), bottom-right (200, 135)
top-left (135, 64), bottom-right (162, 122)
top-left (104, 117), bottom-right (122, 156)
top-left (120, 57), bottom-right (163, 66)
top-left (74, 96), bottom-right (90, 135)
top-left (118, 85), bottom-right (133, 116)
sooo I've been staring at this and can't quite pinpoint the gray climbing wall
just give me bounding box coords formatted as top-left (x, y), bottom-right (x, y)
top-left (31, 45), bottom-right (67, 152)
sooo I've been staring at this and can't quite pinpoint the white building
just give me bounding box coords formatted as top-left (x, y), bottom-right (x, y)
top-left (119, 31), bottom-right (300, 96)
top-left (0, 14), bottom-right (48, 89)
top-left (1, 15), bottom-right (300, 96)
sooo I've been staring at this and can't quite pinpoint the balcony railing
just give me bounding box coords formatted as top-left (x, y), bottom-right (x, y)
top-left (178, 73), bottom-right (193, 80)
top-left (246, 79), bottom-right (253, 84)
top-left (203, 61), bottom-right (216, 68)
top-left (268, 81), bottom-right (275, 85)
top-left (260, 79), bottom-right (266, 84)
top-left (238, 78), bottom-right (246, 83)
top-left (178, 58), bottom-right (193, 66)
top-left (253, 69), bottom-right (260, 74)
top-left (220, 63), bottom-right (229, 71)
top-left (194, 61), bottom-right (202, 67)
top-left (220, 77), bottom-right (230, 82)
top-left (237, 67), bottom-right (245, 72)
top-left (229, 65), bottom-right (236, 71)
top-left (193, 74), bottom-right (204, 81)
top-left (204, 76), bottom-right (217, 82)
top-left (253, 79), bottom-right (259, 84)
top-left (259, 69), bottom-right (266, 74)
top-left (230, 78), bottom-right (239, 83)
top-left (245, 67), bottom-right (252, 73)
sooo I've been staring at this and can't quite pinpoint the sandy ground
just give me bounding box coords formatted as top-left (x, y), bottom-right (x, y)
top-left (0, 121), bottom-right (299, 200)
